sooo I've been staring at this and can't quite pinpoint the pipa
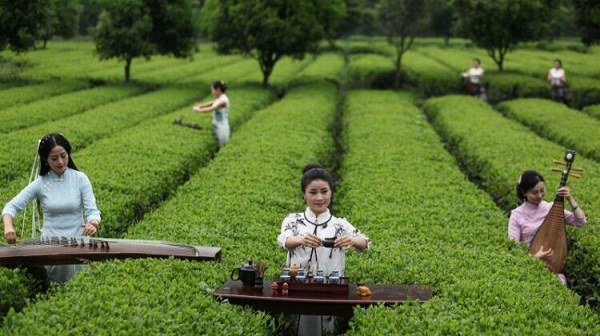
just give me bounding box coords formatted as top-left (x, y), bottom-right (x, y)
top-left (528, 149), bottom-right (582, 274)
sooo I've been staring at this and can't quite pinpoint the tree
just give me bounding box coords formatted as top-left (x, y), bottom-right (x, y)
top-left (336, 0), bottom-right (369, 39)
top-left (93, 0), bottom-right (197, 82)
top-left (319, 0), bottom-right (347, 48)
top-left (572, 0), bottom-right (600, 46)
top-left (377, 0), bottom-right (426, 89)
top-left (0, 0), bottom-right (48, 53)
top-left (427, 0), bottom-right (454, 46)
top-left (79, 0), bottom-right (101, 36)
top-left (452, 0), bottom-right (565, 71)
top-left (41, 0), bottom-right (81, 48)
top-left (202, 0), bottom-right (345, 87)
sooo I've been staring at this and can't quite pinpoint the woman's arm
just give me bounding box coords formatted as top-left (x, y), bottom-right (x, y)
top-left (3, 214), bottom-right (17, 244)
top-left (80, 173), bottom-right (100, 236)
top-left (194, 100), bottom-right (226, 113)
top-left (559, 187), bottom-right (585, 226)
top-left (285, 234), bottom-right (322, 249)
top-left (334, 236), bottom-right (368, 250)
top-left (507, 215), bottom-right (522, 242)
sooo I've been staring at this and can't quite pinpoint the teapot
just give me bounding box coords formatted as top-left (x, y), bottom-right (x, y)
top-left (231, 260), bottom-right (257, 286)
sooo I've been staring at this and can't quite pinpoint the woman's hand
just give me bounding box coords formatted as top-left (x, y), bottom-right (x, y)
top-left (334, 236), bottom-right (354, 249)
top-left (4, 229), bottom-right (17, 244)
top-left (82, 222), bottom-right (99, 236)
top-left (557, 186), bottom-right (572, 200)
top-left (302, 233), bottom-right (322, 248)
top-left (533, 245), bottom-right (553, 266)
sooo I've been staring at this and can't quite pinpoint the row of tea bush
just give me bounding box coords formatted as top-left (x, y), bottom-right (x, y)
top-left (2, 81), bottom-right (339, 334)
top-left (424, 95), bottom-right (600, 312)
top-left (338, 90), bottom-right (599, 334)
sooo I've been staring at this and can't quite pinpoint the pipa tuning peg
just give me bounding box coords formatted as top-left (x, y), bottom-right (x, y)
top-left (550, 168), bottom-right (563, 173)
top-left (571, 167), bottom-right (584, 172)
top-left (553, 160), bottom-right (566, 166)
top-left (570, 173), bottom-right (582, 179)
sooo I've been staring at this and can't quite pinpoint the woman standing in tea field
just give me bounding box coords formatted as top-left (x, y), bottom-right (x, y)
top-left (548, 59), bottom-right (568, 103)
top-left (461, 58), bottom-right (486, 99)
top-left (193, 80), bottom-right (230, 147)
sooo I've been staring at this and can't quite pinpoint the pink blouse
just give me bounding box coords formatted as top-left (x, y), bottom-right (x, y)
top-left (508, 200), bottom-right (586, 245)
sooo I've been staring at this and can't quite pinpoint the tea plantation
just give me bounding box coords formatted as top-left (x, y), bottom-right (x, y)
top-left (0, 39), bottom-right (599, 335)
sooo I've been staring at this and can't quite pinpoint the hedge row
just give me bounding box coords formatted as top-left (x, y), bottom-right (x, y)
top-left (2, 82), bottom-right (339, 334)
top-left (0, 86), bottom-right (199, 189)
top-left (423, 95), bottom-right (600, 312)
top-left (498, 98), bottom-right (600, 162)
top-left (415, 46), bottom-right (600, 107)
top-left (402, 51), bottom-right (462, 96)
top-left (291, 53), bottom-right (345, 85)
top-left (0, 80), bottom-right (89, 110)
top-left (81, 87), bottom-right (276, 236)
top-left (0, 85), bottom-right (148, 134)
top-left (583, 104), bottom-right (600, 119)
top-left (339, 91), bottom-right (600, 334)
top-left (415, 48), bottom-right (551, 102)
top-left (346, 54), bottom-right (395, 89)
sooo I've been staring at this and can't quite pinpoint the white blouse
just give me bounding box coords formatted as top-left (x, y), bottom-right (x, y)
top-left (277, 208), bottom-right (370, 277)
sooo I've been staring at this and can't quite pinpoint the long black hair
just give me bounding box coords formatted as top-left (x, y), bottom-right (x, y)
top-left (516, 170), bottom-right (545, 204)
top-left (212, 80), bottom-right (227, 93)
top-left (38, 133), bottom-right (78, 175)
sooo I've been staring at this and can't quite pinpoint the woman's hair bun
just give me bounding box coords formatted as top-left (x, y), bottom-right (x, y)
top-left (303, 163), bottom-right (323, 175)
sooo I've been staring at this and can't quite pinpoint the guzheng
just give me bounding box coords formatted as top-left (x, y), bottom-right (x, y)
top-left (528, 150), bottom-right (582, 274)
top-left (0, 237), bottom-right (221, 268)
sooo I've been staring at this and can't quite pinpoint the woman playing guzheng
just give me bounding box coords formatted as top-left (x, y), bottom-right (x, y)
top-left (2, 133), bottom-right (101, 283)
top-left (277, 163), bottom-right (370, 335)
top-left (508, 170), bottom-right (585, 285)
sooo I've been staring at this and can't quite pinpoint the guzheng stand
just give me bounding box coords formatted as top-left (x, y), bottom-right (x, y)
top-left (213, 280), bottom-right (433, 316)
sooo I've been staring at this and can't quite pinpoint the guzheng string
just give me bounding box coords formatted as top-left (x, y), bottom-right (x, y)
top-left (22, 139), bottom-right (42, 238)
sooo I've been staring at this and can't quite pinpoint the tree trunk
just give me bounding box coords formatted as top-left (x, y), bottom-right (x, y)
top-left (259, 55), bottom-right (276, 88)
top-left (394, 51), bottom-right (402, 90)
top-left (262, 67), bottom-right (272, 87)
top-left (124, 57), bottom-right (132, 82)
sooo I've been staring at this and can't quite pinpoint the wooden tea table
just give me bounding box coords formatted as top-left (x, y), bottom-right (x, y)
top-left (213, 280), bottom-right (433, 316)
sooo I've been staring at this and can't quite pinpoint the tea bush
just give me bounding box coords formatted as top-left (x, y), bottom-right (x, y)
top-left (0, 86), bottom-right (199, 188)
top-left (583, 104), bottom-right (600, 119)
top-left (80, 86), bottom-right (276, 235)
top-left (0, 80), bottom-right (89, 110)
top-left (424, 95), bottom-right (600, 312)
top-left (0, 85), bottom-right (148, 134)
top-left (341, 90), bottom-right (600, 334)
top-left (346, 54), bottom-right (395, 89)
top-left (2, 82), bottom-right (339, 334)
top-left (498, 98), bottom-right (600, 161)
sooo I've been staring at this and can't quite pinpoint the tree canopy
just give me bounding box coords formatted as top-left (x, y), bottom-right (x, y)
top-left (201, 0), bottom-right (345, 86)
top-left (0, 0), bottom-right (48, 53)
top-left (93, 0), bottom-right (196, 82)
top-left (572, 0), bottom-right (600, 46)
top-left (452, 0), bottom-right (563, 71)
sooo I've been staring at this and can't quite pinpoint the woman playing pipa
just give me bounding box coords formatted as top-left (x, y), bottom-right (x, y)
top-left (508, 150), bottom-right (586, 285)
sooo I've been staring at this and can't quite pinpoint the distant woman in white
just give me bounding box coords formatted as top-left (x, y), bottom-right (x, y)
top-left (3, 133), bottom-right (100, 283)
top-left (461, 58), bottom-right (485, 97)
top-left (548, 59), bottom-right (567, 102)
top-left (193, 80), bottom-right (230, 147)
